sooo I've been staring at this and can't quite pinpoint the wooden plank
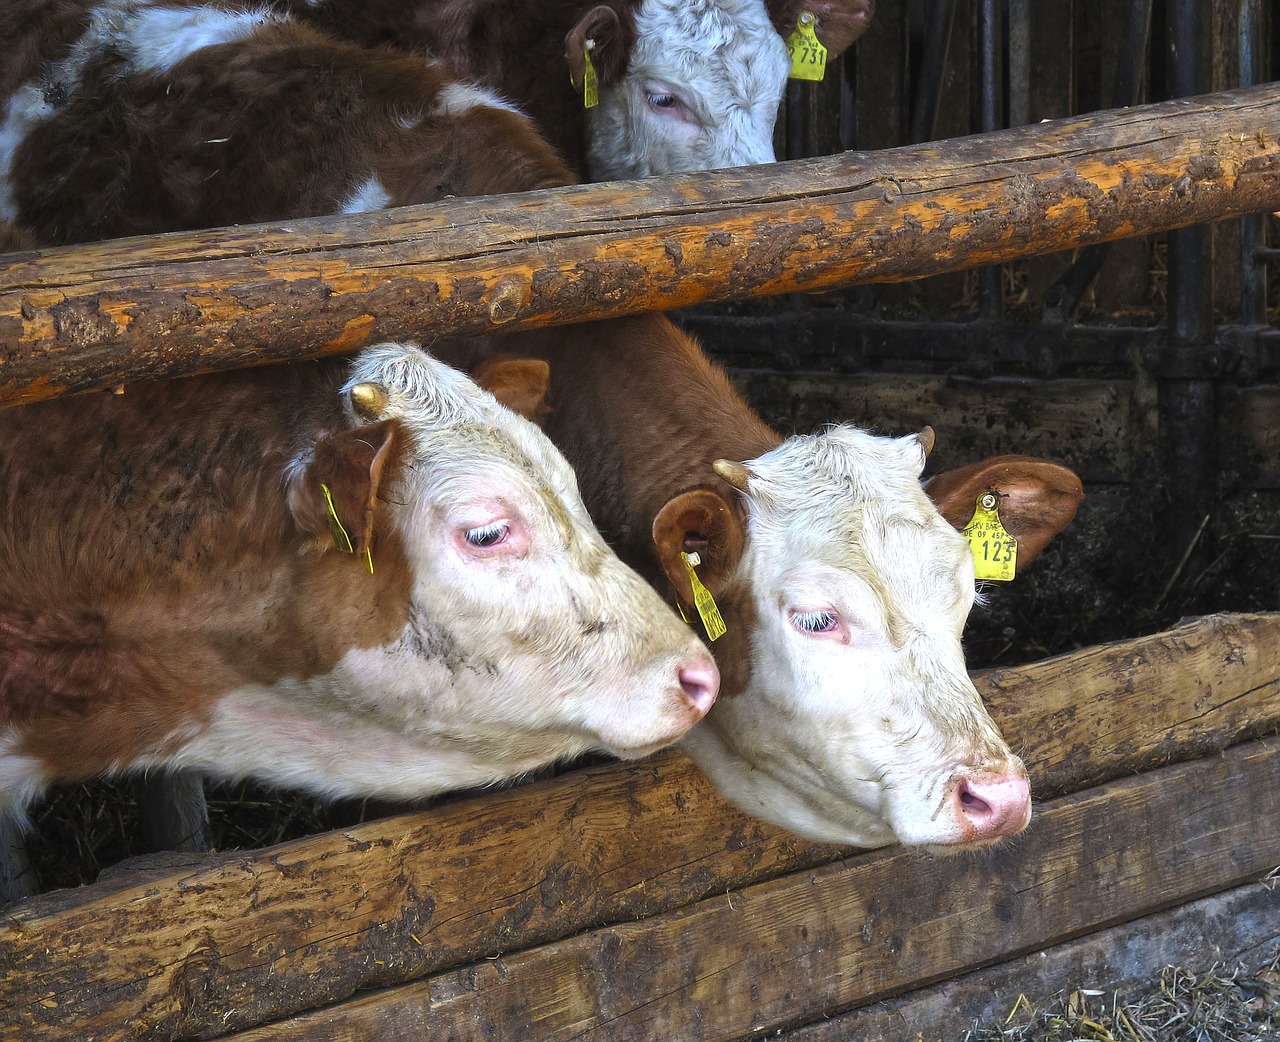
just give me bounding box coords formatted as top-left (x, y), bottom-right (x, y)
top-left (775, 878), bottom-right (1280, 1041)
top-left (224, 738), bottom-right (1280, 1042)
top-left (1, 612), bottom-right (1277, 1041)
top-left (0, 84), bottom-right (1278, 408)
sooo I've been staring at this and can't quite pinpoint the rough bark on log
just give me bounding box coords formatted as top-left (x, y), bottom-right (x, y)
top-left (0, 612), bottom-right (1276, 1041)
top-left (223, 739), bottom-right (1280, 1042)
top-left (0, 84), bottom-right (1277, 408)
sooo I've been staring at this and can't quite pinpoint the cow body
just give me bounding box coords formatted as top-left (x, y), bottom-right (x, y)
top-left (0, 343), bottom-right (717, 824)
top-left (0, 2), bottom-right (1080, 854)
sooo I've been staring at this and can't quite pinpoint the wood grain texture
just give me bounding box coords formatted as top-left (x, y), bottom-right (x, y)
top-left (224, 738), bottom-right (1280, 1042)
top-left (0, 84), bottom-right (1278, 408)
top-left (1, 612), bottom-right (1277, 1040)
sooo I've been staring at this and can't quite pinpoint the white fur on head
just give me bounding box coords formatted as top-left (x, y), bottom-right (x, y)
top-left (586, 0), bottom-right (791, 180)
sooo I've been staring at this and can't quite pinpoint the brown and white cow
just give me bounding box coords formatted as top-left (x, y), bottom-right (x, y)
top-left (0, 344), bottom-right (717, 829)
top-left (293, 0), bottom-right (874, 181)
top-left (0, 3), bottom-right (1080, 853)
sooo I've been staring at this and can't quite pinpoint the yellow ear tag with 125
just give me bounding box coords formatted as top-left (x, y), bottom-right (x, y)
top-left (962, 492), bottom-right (1017, 581)
top-left (320, 482), bottom-right (375, 575)
top-left (786, 12), bottom-right (827, 81)
top-left (581, 39), bottom-right (599, 109)
top-left (681, 551), bottom-right (727, 642)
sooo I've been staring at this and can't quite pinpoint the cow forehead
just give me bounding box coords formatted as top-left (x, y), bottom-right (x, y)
top-left (346, 343), bottom-right (584, 510)
top-left (630, 0), bottom-right (790, 104)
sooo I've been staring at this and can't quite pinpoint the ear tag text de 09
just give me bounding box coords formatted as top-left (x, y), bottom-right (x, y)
top-left (962, 492), bottom-right (1017, 581)
top-left (581, 39), bottom-right (599, 109)
top-left (320, 483), bottom-right (375, 575)
top-left (681, 552), bottom-right (727, 642)
top-left (786, 12), bottom-right (827, 81)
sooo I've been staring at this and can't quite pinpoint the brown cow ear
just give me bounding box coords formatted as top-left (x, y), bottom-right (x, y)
top-left (767, 0), bottom-right (875, 57)
top-left (292, 420), bottom-right (399, 556)
top-left (565, 5), bottom-right (632, 89)
top-left (924, 456), bottom-right (1084, 571)
top-left (652, 488), bottom-right (747, 608)
top-left (472, 355), bottom-right (551, 424)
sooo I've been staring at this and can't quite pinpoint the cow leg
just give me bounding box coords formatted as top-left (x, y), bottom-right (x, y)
top-left (0, 813), bottom-right (37, 908)
top-left (134, 770), bottom-right (212, 853)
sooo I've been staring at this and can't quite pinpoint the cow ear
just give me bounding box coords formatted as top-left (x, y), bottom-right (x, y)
top-left (565, 5), bottom-right (632, 89)
top-left (652, 488), bottom-right (746, 608)
top-left (471, 355), bottom-right (551, 424)
top-left (767, 0), bottom-right (875, 57)
top-left (925, 456), bottom-right (1084, 571)
top-left (292, 420), bottom-right (399, 556)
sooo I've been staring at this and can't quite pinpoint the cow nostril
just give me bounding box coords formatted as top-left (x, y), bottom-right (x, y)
top-left (952, 772), bottom-right (1032, 839)
top-left (678, 662), bottom-right (719, 718)
top-left (957, 782), bottom-right (992, 817)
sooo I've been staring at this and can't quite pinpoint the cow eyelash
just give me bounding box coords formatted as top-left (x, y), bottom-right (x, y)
top-left (791, 610), bottom-right (838, 634)
top-left (464, 520), bottom-right (509, 547)
top-left (647, 91), bottom-right (679, 109)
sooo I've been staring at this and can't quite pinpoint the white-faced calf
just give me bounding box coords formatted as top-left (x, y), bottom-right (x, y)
top-left (293, 0), bottom-right (875, 181)
top-left (461, 320), bottom-right (1083, 849)
top-left (0, 345), bottom-right (717, 864)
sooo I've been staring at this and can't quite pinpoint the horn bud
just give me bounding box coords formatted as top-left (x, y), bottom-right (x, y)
top-left (350, 382), bottom-right (389, 421)
top-left (712, 458), bottom-right (752, 494)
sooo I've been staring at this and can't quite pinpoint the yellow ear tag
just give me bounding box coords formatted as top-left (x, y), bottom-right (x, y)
top-left (681, 552), bottom-right (727, 642)
top-left (582, 40), bottom-right (599, 109)
top-left (962, 493), bottom-right (1017, 581)
top-left (321, 482), bottom-right (376, 575)
top-left (786, 12), bottom-right (827, 82)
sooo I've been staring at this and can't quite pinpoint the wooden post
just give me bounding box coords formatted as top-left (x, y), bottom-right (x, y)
top-left (0, 84), bottom-right (1278, 408)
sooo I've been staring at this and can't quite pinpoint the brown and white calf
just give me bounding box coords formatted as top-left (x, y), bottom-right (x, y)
top-left (0, 344), bottom-right (717, 829)
top-left (292, 0), bottom-right (874, 181)
top-left (0, 3), bottom-right (1080, 851)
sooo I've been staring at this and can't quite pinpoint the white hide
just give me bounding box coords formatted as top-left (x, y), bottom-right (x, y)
top-left (586, 0), bottom-right (792, 180)
top-left (680, 426), bottom-right (1029, 849)
top-left (190, 343), bottom-right (717, 802)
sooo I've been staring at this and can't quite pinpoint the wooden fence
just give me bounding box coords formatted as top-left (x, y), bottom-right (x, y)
top-left (1, 77), bottom-right (1279, 1041)
top-left (1, 612), bottom-right (1277, 1041)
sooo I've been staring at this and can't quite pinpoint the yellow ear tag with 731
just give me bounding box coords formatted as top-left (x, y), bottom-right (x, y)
top-left (320, 482), bottom-right (375, 575)
top-left (581, 39), bottom-right (599, 109)
top-left (962, 493), bottom-right (1017, 581)
top-left (786, 12), bottom-right (827, 81)
top-left (681, 552), bottom-right (727, 642)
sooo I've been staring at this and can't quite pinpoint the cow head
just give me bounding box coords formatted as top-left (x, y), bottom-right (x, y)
top-left (283, 344), bottom-right (718, 794)
top-left (661, 427), bottom-right (1081, 850)
top-left (571, 0), bottom-right (792, 181)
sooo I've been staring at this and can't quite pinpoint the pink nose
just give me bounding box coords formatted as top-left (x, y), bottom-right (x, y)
top-left (950, 769), bottom-right (1032, 842)
top-left (677, 657), bottom-right (719, 720)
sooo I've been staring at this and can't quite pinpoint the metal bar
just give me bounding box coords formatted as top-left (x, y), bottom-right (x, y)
top-left (1240, 0), bottom-right (1267, 327)
top-left (977, 0), bottom-right (1004, 325)
top-left (1159, 0), bottom-right (1216, 594)
top-left (909, 0), bottom-right (957, 144)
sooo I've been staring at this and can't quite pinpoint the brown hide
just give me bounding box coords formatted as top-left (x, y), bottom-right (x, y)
top-left (296, 0), bottom-right (644, 178)
top-left (0, 362), bottom-right (413, 779)
top-left (11, 18), bottom-right (577, 244)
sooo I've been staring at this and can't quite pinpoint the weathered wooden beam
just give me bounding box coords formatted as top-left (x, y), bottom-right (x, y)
top-left (774, 880), bottom-right (1280, 1042)
top-left (0, 612), bottom-right (1276, 1041)
top-left (223, 738), bottom-right (1280, 1042)
top-left (0, 84), bottom-right (1278, 408)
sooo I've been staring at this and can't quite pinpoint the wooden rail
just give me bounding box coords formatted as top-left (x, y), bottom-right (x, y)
top-left (1, 612), bottom-right (1277, 1041)
top-left (0, 83), bottom-right (1278, 408)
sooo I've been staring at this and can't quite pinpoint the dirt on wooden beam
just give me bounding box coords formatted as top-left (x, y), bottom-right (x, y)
top-left (0, 84), bottom-right (1278, 408)
top-left (0, 612), bottom-right (1277, 1041)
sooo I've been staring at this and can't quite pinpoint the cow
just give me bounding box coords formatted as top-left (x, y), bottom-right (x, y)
top-left (292, 0), bottom-right (875, 181)
top-left (0, 1), bottom-right (1080, 855)
top-left (0, 343), bottom-right (719, 902)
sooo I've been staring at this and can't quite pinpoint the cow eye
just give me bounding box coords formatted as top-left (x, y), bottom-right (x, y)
top-left (791, 609), bottom-right (839, 634)
top-left (464, 520), bottom-right (509, 547)
top-left (647, 91), bottom-right (680, 110)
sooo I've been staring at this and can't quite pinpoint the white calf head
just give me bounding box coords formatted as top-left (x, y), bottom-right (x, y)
top-left (287, 344), bottom-right (718, 790)
top-left (569, 0), bottom-right (791, 180)
top-left (670, 426), bottom-right (1032, 850)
